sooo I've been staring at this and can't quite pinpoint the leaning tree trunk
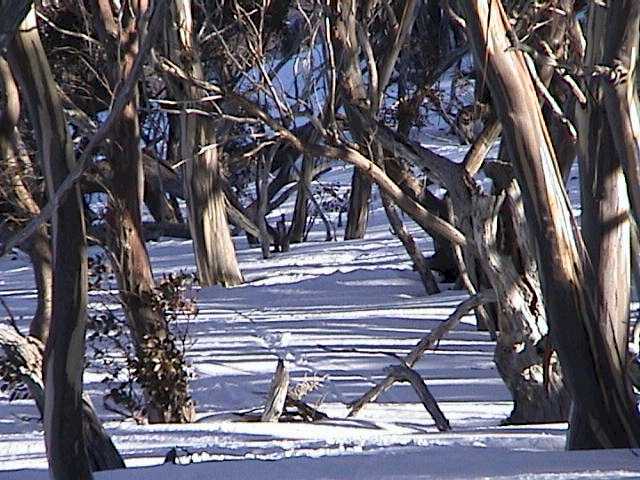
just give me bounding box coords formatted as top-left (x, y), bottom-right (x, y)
top-left (461, 0), bottom-right (640, 448)
top-left (570, 0), bottom-right (637, 449)
top-left (92, 0), bottom-right (194, 423)
top-left (8, 7), bottom-right (93, 478)
top-left (164, 0), bottom-right (243, 287)
top-left (534, 0), bottom-right (579, 182)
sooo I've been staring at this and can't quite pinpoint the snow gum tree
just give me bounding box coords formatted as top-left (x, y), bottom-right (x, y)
top-left (461, 0), bottom-right (640, 448)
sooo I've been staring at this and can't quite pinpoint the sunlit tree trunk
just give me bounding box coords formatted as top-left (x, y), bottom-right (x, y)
top-left (461, 0), bottom-right (640, 448)
top-left (473, 176), bottom-right (569, 423)
top-left (164, 0), bottom-right (243, 286)
top-left (8, 7), bottom-right (92, 478)
top-left (570, 0), bottom-right (638, 450)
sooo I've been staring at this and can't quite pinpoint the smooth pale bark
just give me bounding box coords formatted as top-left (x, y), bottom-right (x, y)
top-left (164, 0), bottom-right (243, 286)
top-left (461, 0), bottom-right (640, 448)
top-left (8, 8), bottom-right (92, 478)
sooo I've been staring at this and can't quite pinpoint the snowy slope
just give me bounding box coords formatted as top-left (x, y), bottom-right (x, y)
top-left (0, 155), bottom-right (638, 478)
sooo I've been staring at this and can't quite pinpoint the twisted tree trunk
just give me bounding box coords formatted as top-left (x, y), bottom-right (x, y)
top-left (472, 179), bottom-right (569, 423)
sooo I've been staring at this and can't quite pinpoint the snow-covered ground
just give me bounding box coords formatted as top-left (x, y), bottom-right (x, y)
top-left (0, 156), bottom-right (638, 479)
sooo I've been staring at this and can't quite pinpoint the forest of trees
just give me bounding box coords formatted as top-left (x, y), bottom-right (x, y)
top-left (1, 0), bottom-right (640, 478)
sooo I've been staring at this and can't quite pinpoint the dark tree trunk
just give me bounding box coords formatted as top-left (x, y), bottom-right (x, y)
top-left (570, 0), bottom-right (638, 449)
top-left (8, 7), bottom-right (93, 478)
top-left (0, 57), bottom-right (52, 344)
top-left (92, 0), bottom-right (195, 423)
top-left (257, 148), bottom-right (276, 259)
top-left (289, 155), bottom-right (314, 243)
top-left (143, 152), bottom-right (179, 224)
top-left (344, 171), bottom-right (372, 240)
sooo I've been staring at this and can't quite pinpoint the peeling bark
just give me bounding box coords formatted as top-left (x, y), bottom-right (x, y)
top-left (164, 0), bottom-right (243, 287)
top-left (9, 7), bottom-right (92, 477)
top-left (462, 0), bottom-right (640, 448)
top-left (472, 182), bottom-right (569, 423)
top-left (92, 0), bottom-right (194, 423)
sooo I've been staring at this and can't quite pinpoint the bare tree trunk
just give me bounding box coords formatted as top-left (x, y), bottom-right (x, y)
top-left (600, 3), bottom-right (640, 237)
top-left (330, 0), bottom-right (372, 240)
top-left (569, 0), bottom-right (637, 449)
top-left (289, 155), bottom-right (314, 243)
top-left (535, 0), bottom-right (578, 182)
top-left (0, 325), bottom-right (125, 471)
top-left (0, 56), bottom-right (52, 344)
top-left (382, 193), bottom-right (440, 295)
top-left (257, 149), bottom-right (275, 259)
top-left (461, 0), bottom-right (640, 448)
top-left (23, 227), bottom-right (53, 342)
top-left (143, 152), bottom-right (178, 224)
top-left (8, 7), bottom-right (92, 478)
top-left (164, 0), bottom-right (243, 286)
top-left (92, 0), bottom-right (194, 423)
top-left (344, 171), bottom-right (371, 240)
top-left (473, 180), bottom-right (569, 423)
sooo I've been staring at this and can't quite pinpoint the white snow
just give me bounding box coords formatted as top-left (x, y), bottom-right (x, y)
top-left (0, 147), bottom-right (638, 479)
